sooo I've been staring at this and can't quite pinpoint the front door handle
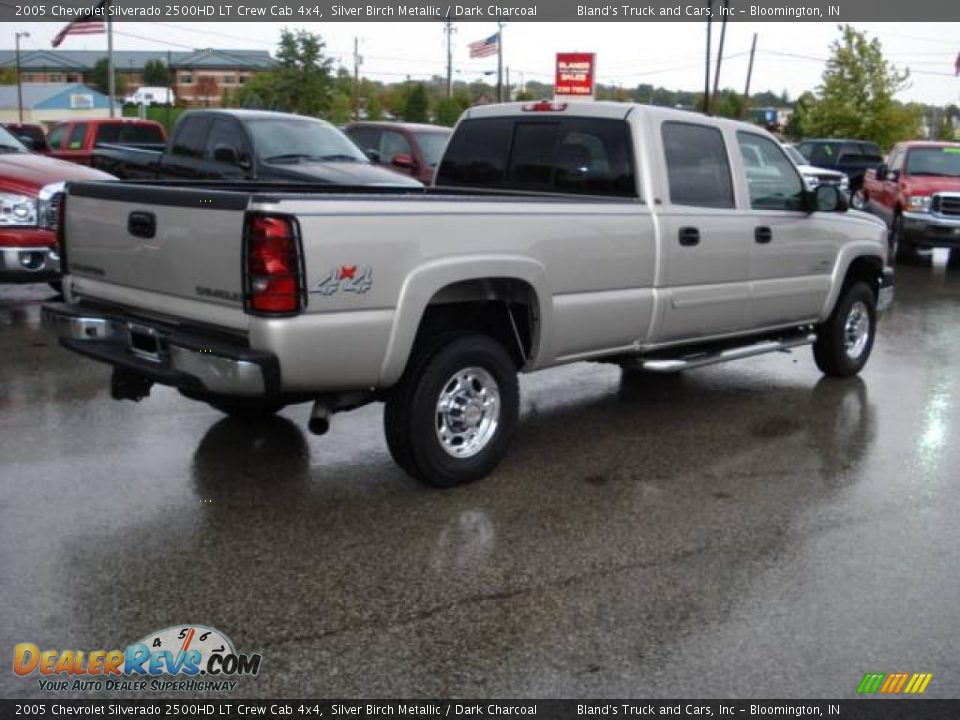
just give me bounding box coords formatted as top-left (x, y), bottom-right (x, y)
top-left (678, 227), bottom-right (700, 246)
top-left (128, 211), bottom-right (156, 239)
top-left (755, 226), bottom-right (773, 244)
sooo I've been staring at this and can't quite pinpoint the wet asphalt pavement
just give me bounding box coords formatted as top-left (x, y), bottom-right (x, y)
top-left (2, 256), bottom-right (960, 700)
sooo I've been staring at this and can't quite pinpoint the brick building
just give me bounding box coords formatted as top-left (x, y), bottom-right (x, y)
top-left (0, 48), bottom-right (275, 106)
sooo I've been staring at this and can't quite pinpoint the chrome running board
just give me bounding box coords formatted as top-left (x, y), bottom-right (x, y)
top-left (637, 332), bottom-right (817, 373)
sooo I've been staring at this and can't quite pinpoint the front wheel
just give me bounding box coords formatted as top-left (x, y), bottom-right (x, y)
top-left (384, 333), bottom-right (519, 487)
top-left (813, 282), bottom-right (877, 378)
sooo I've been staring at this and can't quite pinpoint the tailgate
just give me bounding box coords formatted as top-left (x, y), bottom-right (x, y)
top-left (64, 182), bottom-right (250, 326)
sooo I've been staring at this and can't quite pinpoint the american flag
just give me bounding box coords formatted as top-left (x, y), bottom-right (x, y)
top-left (469, 33), bottom-right (499, 59)
top-left (52, 0), bottom-right (107, 48)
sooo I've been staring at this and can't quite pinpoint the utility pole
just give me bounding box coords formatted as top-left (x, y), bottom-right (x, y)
top-left (712, 0), bottom-right (729, 103)
top-left (15, 31), bottom-right (29, 124)
top-left (353, 37), bottom-right (361, 121)
top-left (106, 0), bottom-right (115, 118)
top-left (703, 1), bottom-right (713, 115)
top-left (444, 19), bottom-right (454, 98)
top-left (496, 22), bottom-right (504, 103)
top-left (742, 32), bottom-right (758, 118)
top-left (505, 67), bottom-right (511, 102)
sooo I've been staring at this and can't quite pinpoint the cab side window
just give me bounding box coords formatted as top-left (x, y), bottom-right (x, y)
top-left (170, 116), bottom-right (212, 158)
top-left (736, 132), bottom-right (805, 211)
top-left (662, 122), bottom-right (734, 209)
top-left (888, 148), bottom-right (904, 173)
top-left (205, 118), bottom-right (250, 164)
top-left (346, 127), bottom-right (382, 162)
top-left (67, 123), bottom-right (88, 150)
top-left (47, 124), bottom-right (67, 150)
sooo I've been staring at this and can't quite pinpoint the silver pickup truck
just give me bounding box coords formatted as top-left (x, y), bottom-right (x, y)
top-left (43, 102), bottom-right (894, 486)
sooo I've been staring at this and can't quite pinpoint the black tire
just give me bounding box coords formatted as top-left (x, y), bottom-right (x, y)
top-left (206, 400), bottom-right (286, 421)
top-left (813, 281), bottom-right (877, 378)
top-left (890, 213), bottom-right (907, 263)
top-left (383, 333), bottom-right (519, 487)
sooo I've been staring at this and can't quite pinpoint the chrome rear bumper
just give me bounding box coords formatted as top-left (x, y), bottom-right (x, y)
top-left (41, 302), bottom-right (279, 398)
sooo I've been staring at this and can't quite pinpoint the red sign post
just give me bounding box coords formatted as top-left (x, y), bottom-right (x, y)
top-left (555, 52), bottom-right (596, 101)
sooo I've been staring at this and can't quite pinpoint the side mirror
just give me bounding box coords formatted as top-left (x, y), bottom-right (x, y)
top-left (364, 148), bottom-right (381, 163)
top-left (391, 153), bottom-right (416, 170)
top-left (810, 184), bottom-right (848, 213)
top-left (875, 163), bottom-right (888, 181)
top-left (16, 134), bottom-right (35, 151)
top-left (213, 144), bottom-right (239, 165)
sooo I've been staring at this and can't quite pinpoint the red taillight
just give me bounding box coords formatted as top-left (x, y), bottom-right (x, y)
top-left (522, 100), bottom-right (568, 112)
top-left (245, 214), bottom-right (302, 314)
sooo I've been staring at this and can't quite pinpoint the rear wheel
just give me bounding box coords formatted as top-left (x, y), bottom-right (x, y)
top-left (384, 333), bottom-right (519, 487)
top-left (813, 282), bottom-right (877, 378)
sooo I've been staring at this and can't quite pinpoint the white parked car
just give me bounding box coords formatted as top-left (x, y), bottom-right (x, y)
top-left (124, 87), bottom-right (175, 106)
top-left (784, 144), bottom-right (850, 196)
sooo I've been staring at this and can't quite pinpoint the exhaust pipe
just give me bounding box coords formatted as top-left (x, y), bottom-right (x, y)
top-left (308, 399), bottom-right (331, 436)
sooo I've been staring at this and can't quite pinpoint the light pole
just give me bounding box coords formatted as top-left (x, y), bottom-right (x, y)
top-left (15, 31), bottom-right (30, 124)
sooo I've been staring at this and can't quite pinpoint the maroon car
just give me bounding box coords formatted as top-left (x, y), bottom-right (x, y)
top-left (344, 122), bottom-right (452, 184)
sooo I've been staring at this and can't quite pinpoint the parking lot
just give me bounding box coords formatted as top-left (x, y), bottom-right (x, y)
top-left (2, 256), bottom-right (959, 699)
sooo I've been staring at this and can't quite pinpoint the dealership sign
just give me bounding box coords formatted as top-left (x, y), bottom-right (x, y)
top-left (555, 52), bottom-right (596, 101)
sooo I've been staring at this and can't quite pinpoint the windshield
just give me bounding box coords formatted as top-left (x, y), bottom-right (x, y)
top-left (0, 125), bottom-right (28, 153)
top-left (413, 131), bottom-right (452, 167)
top-left (905, 147), bottom-right (960, 177)
top-left (784, 145), bottom-right (806, 166)
top-left (249, 117), bottom-right (368, 164)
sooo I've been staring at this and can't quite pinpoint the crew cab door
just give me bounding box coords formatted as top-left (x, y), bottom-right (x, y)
top-left (873, 146), bottom-right (904, 222)
top-left (734, 131), bottom-right (836, 327)
top-left (653, 120), bottom-right (751, 342)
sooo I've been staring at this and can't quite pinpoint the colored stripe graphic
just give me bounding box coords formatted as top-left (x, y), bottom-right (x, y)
top-left (858, 672), bottom-right (932, 694)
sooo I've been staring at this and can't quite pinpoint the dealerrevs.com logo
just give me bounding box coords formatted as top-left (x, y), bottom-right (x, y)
top-left (13, 624), bottom-right (261, 693)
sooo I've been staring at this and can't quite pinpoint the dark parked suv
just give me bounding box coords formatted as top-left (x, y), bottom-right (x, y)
top-left (794, 139), bottom-right (884, 209)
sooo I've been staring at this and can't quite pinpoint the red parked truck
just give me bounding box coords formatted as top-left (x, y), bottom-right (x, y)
top-left (862, 141), bottom-right (960, 262)
top-left (0, 124), bottom-right (112, 285)
top-left (45, 118), bottom-right (166, 167)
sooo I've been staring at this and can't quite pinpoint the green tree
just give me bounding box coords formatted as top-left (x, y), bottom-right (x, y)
top-left (711, 90), bottom-right (746, 120)
top-left (237, 28), bottom-right (333, 116)
top-left (90, 58), bottom-right (126, 97)
top-left (784, 91), bottom-right (816, 139)
top-left (142, 59), bottom-right (169, 87)
top-left (934, 115), bottom-right (955, 140)
top-left (365, 91), bottom-right (384, 121)
top-left (328, 91), bottom-right (353, 124)
top-left (0, 67), bottom-right (17, 85)
top-left (434, 93), bottom-right (470, 126)
top-left (401, 83), bottom-right (429, 122)
top-left (798, 25), bottom-right (921, 148)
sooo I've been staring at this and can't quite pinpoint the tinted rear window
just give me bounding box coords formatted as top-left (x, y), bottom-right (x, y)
top-left (437, 116), bottom-right (636, 197)
top-left (661, 121), bottom-right (734, 209)
top-left (95, 123), bottom-right (165, 145)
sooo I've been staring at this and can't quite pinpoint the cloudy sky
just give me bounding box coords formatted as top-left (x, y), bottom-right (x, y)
top-left (6, 21), bottom-right (959, 105)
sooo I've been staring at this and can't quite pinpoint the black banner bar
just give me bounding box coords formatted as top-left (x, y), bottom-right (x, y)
top-left (3, 700), bottom-right (960, 720)
top-left (4, 0), bottom-right (960, 23)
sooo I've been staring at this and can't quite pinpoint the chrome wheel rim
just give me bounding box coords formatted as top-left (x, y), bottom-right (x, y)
top-left (843, 300), bottom-right (871, 360)
top-left (435, 366), bottom-right (500, 458)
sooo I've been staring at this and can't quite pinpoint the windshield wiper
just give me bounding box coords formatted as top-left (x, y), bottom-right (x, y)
top-left (264, 153), bottom-right (314, 163)
top-left (317, 154), bottom-right (363, 162)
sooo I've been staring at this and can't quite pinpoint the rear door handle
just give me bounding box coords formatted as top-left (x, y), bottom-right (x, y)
top-left (128, 211), bottom-right (156, 239)
top-left (755, 226), bottom-right (773, 244)
top-left (678, 227), bottom-right (700, 246)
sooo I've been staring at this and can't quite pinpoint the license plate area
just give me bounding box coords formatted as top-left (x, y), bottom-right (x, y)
top-left (127, 323), bottom-right (165, 363)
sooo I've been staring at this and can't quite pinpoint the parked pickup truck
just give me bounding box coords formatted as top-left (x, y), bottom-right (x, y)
top-left (43, 102), bottom-right (894, 486)
top-left (0, 124), bottom-right (112, 286)
top-left (793, 139), bottom-right (884, 209)
top-left (46, 118), bottom-right (167, 166)
top-left (92, 109), bottom-right (422, 187)
top-left (861, 141), bottom-right (960, 262)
